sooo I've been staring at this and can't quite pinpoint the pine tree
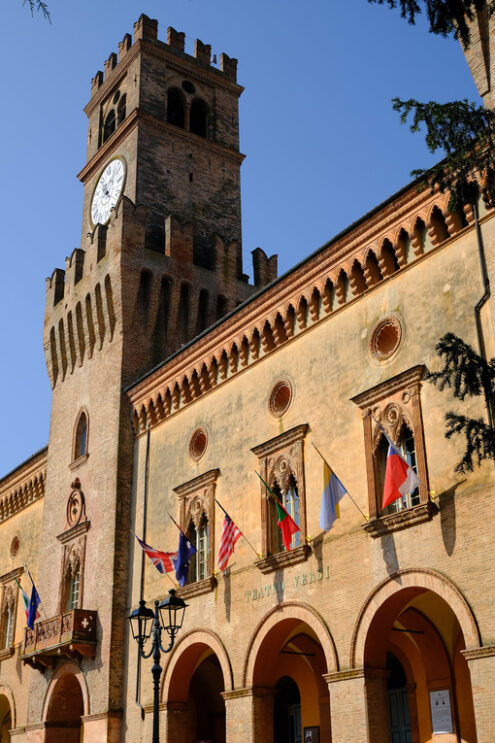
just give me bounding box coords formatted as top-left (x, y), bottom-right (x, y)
top-left (369, 0), bottom-right (495, 472)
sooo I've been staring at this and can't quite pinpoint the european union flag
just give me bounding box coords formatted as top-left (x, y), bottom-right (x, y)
top-left (27, 581), bottom-right (41, 630)
top-left (174, 532), bottom-right (196, 587)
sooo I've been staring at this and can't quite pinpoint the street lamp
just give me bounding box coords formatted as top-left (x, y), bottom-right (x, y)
top-left (129, 589), bottom-right (188, 743)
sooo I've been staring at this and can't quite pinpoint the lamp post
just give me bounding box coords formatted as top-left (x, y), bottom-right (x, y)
top-left (129, 589), bottom-right (188, 743)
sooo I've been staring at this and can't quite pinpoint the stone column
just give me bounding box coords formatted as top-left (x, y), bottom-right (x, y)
top-left (221, 687), bottom-right (274, 743)
top-left (462, 645), bottom-right (495, 741)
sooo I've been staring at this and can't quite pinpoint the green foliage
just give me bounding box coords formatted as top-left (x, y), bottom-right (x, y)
top-left (426, 334), bottom-right (495, 471)
top-left (393, 98), bottom-right (495, 211)
top-left (368, 0), bottom-right (495, 47)
top-left (23, 0), bottom-right (50, 21)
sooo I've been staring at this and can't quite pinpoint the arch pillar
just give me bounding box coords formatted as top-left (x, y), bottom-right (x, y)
top-left (323, 668), bottom-right (389, 743)
top-left (221, 688), bottom-right (274, 743)
top-left (461, 644), bottom-right (495, 742)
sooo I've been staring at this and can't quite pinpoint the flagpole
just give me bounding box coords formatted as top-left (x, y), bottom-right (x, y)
top-left (311, 442), bottom-right (369, 522)
top-left (214, 497), bottom-right (261, 559)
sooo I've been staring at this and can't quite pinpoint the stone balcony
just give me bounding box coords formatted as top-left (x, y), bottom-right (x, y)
top-left (22, 609), bottom-right (97, 669)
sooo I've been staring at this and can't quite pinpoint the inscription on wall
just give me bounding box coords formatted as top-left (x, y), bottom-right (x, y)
top-left (245, 566), bottom-right (331, 602)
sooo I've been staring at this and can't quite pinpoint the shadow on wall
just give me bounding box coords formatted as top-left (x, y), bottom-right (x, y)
top-left (438, 481), bottom-right (463, 556)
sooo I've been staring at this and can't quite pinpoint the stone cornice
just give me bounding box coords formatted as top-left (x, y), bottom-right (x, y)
top-left (77, 110), bottom-right (139, 183)
top-left (0, 450), bottom-right (47, 524)
top-left (351, 365), bottom-right (426, 409)
top-left (462, 644), bottom-right (495, 661)
top-left (0, 567), bottom-right (24, 584)
top-left (126, 187), bottom-right (492, 435)
top-left (173, 468), bottom-right (220, 496)
top-left (251, 424), bottom-right (309, 457)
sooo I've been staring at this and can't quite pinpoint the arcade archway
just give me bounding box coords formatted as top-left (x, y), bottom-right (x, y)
top-left (352, 571), bottom-right (478, 742)
top-left (43, 665), bottom-right (87, 743)
top-left (163, 630), bottom-right (232, 743)
top-left (0, 694), bottom-right (12, 743)
top-left (244, 603), bottom-right (336, 743)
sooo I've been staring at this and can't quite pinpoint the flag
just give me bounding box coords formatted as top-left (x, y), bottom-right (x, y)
top-left (256, 472), bottom-right (300, 551)
top-left (14, 577), bottom-right (40, 625)
top-left (27, 572), bottom-right (41, 631)
top-left (275, 500), bottom-right (300, 551)
top-left (175, 532), bottom-right (196, 587)
top-left (382, 442), bottom-right (421, 510)
top-left (217, 513), bottom-right (242, 570)
top-left (320, 459), bottom-right (347, 532)
top-left (135, 534), bottom-right (177, 574)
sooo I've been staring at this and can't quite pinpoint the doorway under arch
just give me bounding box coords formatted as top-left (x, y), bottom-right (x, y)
top-left (361, 587), bottom-right (477, 742)
top-left (164, 633), bottom-right (230, 743)
top-left (44, 672), bottom-right (84, 743)
top-left (246, 608), bottom-right (333, 743)
top-left (0, 694), bottom-right (12, 743)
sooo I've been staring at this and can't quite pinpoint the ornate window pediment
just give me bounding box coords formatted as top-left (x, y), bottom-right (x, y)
top-left (57, 479), bottom-right (90, 612)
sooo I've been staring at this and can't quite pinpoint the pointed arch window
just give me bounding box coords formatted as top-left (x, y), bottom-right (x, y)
top-left (72, 410), bottom-right (89, 464)
top-left (0, 572), bottom-right (21, 659)
top-left (102, 109), bottom-right (116, 143)
top-left (352, 366), bottom-right (434, 537)
top-left (63, 552), bottom-right (81, 612)
top-left (173, 469), bottom-right (218, 596)
top-left (252, 424), bottom-right (310, 570)
top-left (167, 87), bottom-right (185, 128)
top-left (190, 98), bottom-right (209, 138)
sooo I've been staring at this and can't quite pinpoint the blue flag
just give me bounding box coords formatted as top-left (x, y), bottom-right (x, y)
top-left (174, 532), bottom-right (196, 587)
top-left (320, 459), bottom-right (347, 532)
top-left (27, 580), bottom-right (41, 630)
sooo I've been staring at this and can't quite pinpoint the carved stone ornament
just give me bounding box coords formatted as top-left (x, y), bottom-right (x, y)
top-left (66, 478), bottom-right (87, 530)
top-left (64, 544), bottom-right (81, 578)
top-left (187, 493), bottom-right (208, 529)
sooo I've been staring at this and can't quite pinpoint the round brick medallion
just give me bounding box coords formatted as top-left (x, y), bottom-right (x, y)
top-left (370, 317), bottom-right (402, 360)
top-left (190, 427), bottom-right (208, 461)
top-left (269, 380), bottom-right (293, 418)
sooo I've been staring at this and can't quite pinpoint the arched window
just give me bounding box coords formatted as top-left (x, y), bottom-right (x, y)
top-left (64, 562), bottom-right (80, 611)
top-left (167, 88), bottom-right (185, 128)
top-left (1, 604), bottom-right (14, 650)
top-left (190, 98), bottom-right (209, 137)
top-left (270, 476), bottom-right (300, 553)
top-left (117, 94), bottom-right (126, 126)
top-left (74, 411), bottom-right (88, 461)
top-left (102, 109), bottom-right (116, 143)
top-left (188, 515), bottom-right (209, 583)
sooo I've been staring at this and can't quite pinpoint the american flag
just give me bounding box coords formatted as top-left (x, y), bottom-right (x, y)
top-left (217, 513), bottom-right (242, 571)
top-left (135, 534), bottom-right (177, 574)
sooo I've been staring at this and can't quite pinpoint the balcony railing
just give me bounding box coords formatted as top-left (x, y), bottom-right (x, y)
top-left (22, 609), bottom-right (97, 668)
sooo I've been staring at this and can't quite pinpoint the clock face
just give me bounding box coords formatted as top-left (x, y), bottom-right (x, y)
top-left (90, 158), bottom-right (125, 227)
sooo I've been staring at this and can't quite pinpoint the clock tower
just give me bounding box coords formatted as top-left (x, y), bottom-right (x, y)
top-left (34, 16), bottom-right (276, 742)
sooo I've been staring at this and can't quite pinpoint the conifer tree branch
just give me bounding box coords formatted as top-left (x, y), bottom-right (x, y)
top-left (22, 0), bottom-right (50, 21)
top-left (368, 0), bottom-right (495, 47)
top-left (444, 413), bottom-right (495, 471)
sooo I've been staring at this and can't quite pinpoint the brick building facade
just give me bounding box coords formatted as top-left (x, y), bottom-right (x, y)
top-left (0, 11), bottom-right (494, 743)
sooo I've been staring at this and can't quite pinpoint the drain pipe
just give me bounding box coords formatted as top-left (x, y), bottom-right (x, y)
top-left (472, 199), bottom-right (495, 431)
top-left (135, 423), bottom-right (151, 720)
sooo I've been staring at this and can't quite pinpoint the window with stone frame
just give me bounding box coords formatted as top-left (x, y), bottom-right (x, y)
top-left (173, 469), bottom-right (219, 597)
top-left (351, 366), bottom-right (435, 538)
top-left (72, 409), bottom-right (89, 464)
top-left (252, 424), bottom-right (311, 573)
top-left (57, 478), bottom-right (90, 613)
top-left (0, 570), bottom-right (22, 659)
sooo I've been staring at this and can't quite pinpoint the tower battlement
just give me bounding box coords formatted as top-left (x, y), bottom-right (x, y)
top-left (91, 14), bottom-right (238, 96)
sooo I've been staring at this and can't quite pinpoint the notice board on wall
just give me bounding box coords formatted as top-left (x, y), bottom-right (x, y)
top-left (429, 689), bottom-right (453, 734)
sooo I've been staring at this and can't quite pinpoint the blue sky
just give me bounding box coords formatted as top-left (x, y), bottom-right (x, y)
top-left (0, 0), bottom-right (480, 477)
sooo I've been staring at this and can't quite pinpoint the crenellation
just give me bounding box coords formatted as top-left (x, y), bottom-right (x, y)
top-left (168, 26), bottom-right (185, 53)
top-left (91, 70), bottom-right (104, 96)
top-left (252, 247), bottom-right (278, 289)
top-left (133, 13), bottom-right (158, 43)
top-left (65, 248), bottom-right (85, 287)
top-left (118, 33), bottom-right (132, 62)
top-left (104, 52), bottom-right (117, 78)
top-left (46, 267), bottom-right (65, 307)
top-left (220, 53), bottom-right (238, 83)
top-left (194, 39), bottom-right (212, 67)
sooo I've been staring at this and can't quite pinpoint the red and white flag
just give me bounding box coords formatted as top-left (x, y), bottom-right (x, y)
top-left (135, 534), bottom-right (177, 574)
top-left (382, 442), bottom-right (421, 510)
top-left (217, 513), bottom-right (242, 571)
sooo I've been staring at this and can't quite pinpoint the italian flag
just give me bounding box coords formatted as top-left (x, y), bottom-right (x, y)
top-left (274, 500), bottom-right (300, 551)
top-left (14, 577), bottom-right (40, 625)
